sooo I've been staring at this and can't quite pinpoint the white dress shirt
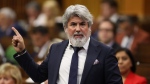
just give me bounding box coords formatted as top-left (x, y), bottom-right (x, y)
top-left (33, 13), bottom-right (47, 27)
top-left (110, 13), bottom-right (119, 23)
top-left (38, 41), bottom-right (51, 58)
top-left (121, 36), bottom-right (134, 49)
top-left (57, 38), bottom-right (90, 84)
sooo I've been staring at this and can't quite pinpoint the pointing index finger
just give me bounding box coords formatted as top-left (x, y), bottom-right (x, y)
top-left (12, 27), bottom-right (21, 36)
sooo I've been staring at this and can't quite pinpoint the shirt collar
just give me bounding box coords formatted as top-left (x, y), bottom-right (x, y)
top-left (69, 37), bottom-right (90, 51)
top-left (110, 13), bottom-right (119, 23)
top-left (38, 40), bottom-right (51, 58)
top-left (106, 40), bottom-right (114, 47)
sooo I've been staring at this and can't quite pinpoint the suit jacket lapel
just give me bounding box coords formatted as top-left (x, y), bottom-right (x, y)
top-left (52, 40), bottom-right (69, 83)
top-left (80, 38), bottom-right (102, 84)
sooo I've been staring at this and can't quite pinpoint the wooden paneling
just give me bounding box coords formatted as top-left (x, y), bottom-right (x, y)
top-left (136, 43), bottom-right (150, 83)
top-left (61, 0), bottom-right (146, 18)
top-left (61, 0), bottom-right (101, 19)
top-left (136, 43), bottom-right (150, 63)
top-left (119, 0), bottom-right (144, 17)
top-left (144, 0), bottom-right (150, 16)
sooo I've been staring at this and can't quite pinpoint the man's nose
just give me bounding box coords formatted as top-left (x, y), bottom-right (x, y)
top-left (75, 25), bottom-right (81, 32)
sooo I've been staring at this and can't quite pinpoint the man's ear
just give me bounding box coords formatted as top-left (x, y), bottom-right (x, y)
top-left (89, 28), bottom-right (91, 32)
top-left (64, 27), bottom-right (67, 33)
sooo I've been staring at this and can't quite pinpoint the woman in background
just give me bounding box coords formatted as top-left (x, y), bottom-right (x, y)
top-left (115, 48), bottom-right (147, 84)
top-left (0, 63), bottom-right (22, 84)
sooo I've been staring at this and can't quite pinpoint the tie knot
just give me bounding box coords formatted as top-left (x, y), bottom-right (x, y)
top-left (70, 45), bottom-right (83, 52)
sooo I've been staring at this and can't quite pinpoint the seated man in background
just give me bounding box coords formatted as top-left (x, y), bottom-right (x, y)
top-left (98, 19), bottom-right (120, 51)
top-left (25, 1), bottom-right (41, 27)
top-left (30, 26), bottom-right (51, 62)
top-left (115, 48), bottom-right (147, 84)
top-left (98, 0), bottom-right (119, 23)
top-left (91, 0), bottom-right (120, 39)
top-left (116, 15), bottom-right (150, 55)
top-left (0, 7), bottom-right (27, 38)
top-left (0, 63), bottom-right (22, 84)
top-left (30, 26), bottom-right (62, 62)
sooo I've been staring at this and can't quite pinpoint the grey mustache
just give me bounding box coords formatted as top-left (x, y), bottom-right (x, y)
top-left (74, 34), bottom-right (83, 35)
top-left (73, 32), bottom-right (83, 35)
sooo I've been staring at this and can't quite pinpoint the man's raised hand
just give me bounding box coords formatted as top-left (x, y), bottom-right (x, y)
top-left (12, 27), bottom-right (25, 53)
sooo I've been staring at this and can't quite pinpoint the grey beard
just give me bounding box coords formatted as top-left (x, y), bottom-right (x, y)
top-left (69, 36), bottom-right (87, 47)
top-left (67, 33), bottom-right (91, 47)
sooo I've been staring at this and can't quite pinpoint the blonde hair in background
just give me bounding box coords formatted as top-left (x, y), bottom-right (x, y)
top-left (43, 0), bottom-right (60, 17)
top-left (0, 63), bottom-right (22, 84)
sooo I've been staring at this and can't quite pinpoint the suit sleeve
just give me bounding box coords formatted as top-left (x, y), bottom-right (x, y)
top-left (104, 48), bottom-right (123, 84)
top-left (14, 44), bottom-right (54, 83)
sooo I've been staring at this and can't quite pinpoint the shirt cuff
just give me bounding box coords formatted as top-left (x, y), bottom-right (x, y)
top-left (15, 49), bottom-right (27, 58)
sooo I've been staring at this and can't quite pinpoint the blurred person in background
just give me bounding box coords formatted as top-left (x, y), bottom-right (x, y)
top-left (42, 0), bottom-right (60, 28)
top-left (91, 0), bottom-right (120, 39)
top-left (27, 0), bottom-right (62, 38)
top-left (115, 48), bottom-right (147, 84)
top-left (0, 7), bottom-right (27, 38)
top-left (30, 26), bottom-right (62, 62)
top-left (0, 63), bottom-right (22, 84)
top-left (0, 43), bottom-right (5, 64)
top-left (42, 0), bottom-right (62, 39)
top-left (98, 19), bottom-right (120, 51)
top-left (5, 45), bottom-right (18, 65)
top-left (116, 15), bottom-right (150, 55)
top-left (25, 1), bottom-right (42, 27)
top-left (30, 26), bottom-right (51, 62)
top-left (98, 0), bottom-right (119, 23)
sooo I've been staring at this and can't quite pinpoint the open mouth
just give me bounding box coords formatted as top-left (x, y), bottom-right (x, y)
top-left (74, 34), bottom-right (84, 38)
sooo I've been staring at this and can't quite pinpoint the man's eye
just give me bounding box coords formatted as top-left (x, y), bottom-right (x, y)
top-left (71, 23), bottom-right (76, 26)
top-left (80, 23), bottom-right (85, 26)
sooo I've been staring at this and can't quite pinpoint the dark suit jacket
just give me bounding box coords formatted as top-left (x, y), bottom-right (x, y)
top-left (14, 38), bottom-right (122, 84)
top-left (112, 42), bottom-right (121, 52)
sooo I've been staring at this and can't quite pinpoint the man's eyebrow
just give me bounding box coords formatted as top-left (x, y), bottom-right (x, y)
top-left (70, 21), bottom-right (86, 24)
top-left (80, 22), bottom-right (86, 23)
top-left (70, 22), bottom-right (76, 23)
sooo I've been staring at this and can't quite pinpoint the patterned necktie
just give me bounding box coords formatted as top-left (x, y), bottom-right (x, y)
top-left (68, 46), bottom-right (83, 84)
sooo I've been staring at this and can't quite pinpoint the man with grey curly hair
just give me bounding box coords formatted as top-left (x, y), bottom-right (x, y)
top-left (62, 4), bottom-right (93, 47)
top-left (12, 4), bottom-right (122, 84)
top-left (62, 5), bottom-right (93, 28)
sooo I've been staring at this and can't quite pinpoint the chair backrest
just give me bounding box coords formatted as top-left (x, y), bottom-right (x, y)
top-left (0, 37), bottom-right (12, 50)
top-left (136, 43), bottom-right (150, 63)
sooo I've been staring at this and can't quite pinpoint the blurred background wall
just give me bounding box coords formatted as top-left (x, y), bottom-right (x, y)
top-left (1, 0), bottom-right (150, 20)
